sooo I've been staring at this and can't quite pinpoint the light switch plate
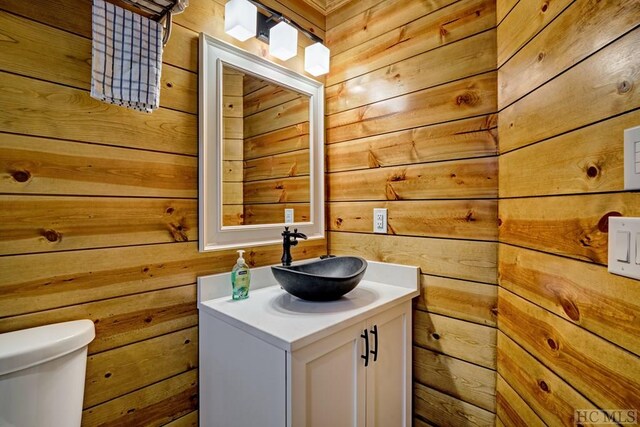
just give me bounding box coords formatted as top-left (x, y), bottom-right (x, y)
top-left (624, 125), bottom-right (640, 190)
top-left (373, 208), bottom-right (387, 233)
top-left (608, 217), bottom-right (640, 280)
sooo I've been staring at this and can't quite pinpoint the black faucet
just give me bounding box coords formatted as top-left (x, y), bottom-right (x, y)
top-left (281, 227), bottom-right (308, 266)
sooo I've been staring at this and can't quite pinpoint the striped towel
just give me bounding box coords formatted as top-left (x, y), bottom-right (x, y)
top-left (91, 0), bottom-right (163, 113)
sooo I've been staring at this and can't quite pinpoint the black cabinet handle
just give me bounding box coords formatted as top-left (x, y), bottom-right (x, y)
top-left (370, 325), bottom-right (379, 362)
top-left (361, 329), bottom-right (369, 367)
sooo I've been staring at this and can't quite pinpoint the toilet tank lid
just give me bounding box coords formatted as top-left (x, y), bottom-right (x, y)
top-left (0, 320), bottom-right (95, 376)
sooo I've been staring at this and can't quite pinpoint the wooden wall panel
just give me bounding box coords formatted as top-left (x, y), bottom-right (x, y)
top-left (414, 310), bottom-right (496, 369)
top-left (500, 244), bottom-right (640, 357)
top-left (0, 285), bottom-right (198, 355)
top-left (0, 134), bottom-right (197, 198)
top-left (414, 383), bottom-right (495, 427)
top-left (499, 27), bottom-right (640, 152)
top-left (222, 69), bottom-right (245, 225)
top-left (327, 72), bottom-right (498, 144)
top-left (241, 77), bottom-right (310, 224)
top-left (328, 157), bottom-right (498, 201)
top-left (84, 327), bottom-right (198, 408)
top-left (82, 369), bottom-right (198, 427)
top-left (498, 0), bottom-right (639, 109)
top-left (497, 330), bottom-right (596, 427)
top-left (0, 0), bottom-right (326, 425)
top-left (0, 71), bottom-right (197, 155)
top-left (244, 122), bottom-right (309, 159)
top-left (496, 3), bottom-right (640, 418)
top-left (416, 275), bottom-right (498, 326)
top-left (414, 347), bottom-right (497, 412)
top-left (495, 375), bottom-right (545, 427)
top-left (325, 115), bottom-right (497, 171)
top-left (243, 97), bottom-right (310, 138)
top-left (325, 0), bottom-right (498, 421)
top-left (498, 110), bottom-right (640, 198)
top-left (327, 0), bottom-right (496, 86)
top-left (499, 288), bottom-right (640, 414)
top-left (325, 30), bottom-right (497, 115)
top-left (329, 232), bottom-right (497, 284)
top-left (500, 192), bottom-right (640, 264)
top-left (0, 196), bottom-right (197, 255)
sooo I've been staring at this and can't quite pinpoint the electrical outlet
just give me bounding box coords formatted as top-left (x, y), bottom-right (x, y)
top-left (373, 208), bottom-right (387, 233)
top-left (284, 208), bottom-right (294, 224)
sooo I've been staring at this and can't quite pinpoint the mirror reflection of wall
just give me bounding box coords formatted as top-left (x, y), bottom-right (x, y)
top-left (221, 64), bottom-right (311, 227)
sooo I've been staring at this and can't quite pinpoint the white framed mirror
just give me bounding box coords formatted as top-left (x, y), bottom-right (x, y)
top-left (199, 33), bottom-right (325, 251)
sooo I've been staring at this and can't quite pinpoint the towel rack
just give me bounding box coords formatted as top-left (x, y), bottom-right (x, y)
top-left (108, 0), bottom-right (188, 46)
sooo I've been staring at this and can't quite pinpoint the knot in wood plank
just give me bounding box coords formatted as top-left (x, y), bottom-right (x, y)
top-left (42, 229), bottom-right (61, 242)
top-left (597, 211), bottom-right (622, 233)
top-left (559, 296), bottom-right (581, 322)
top-left (11, 170), bottom-right (31, 182)
top-left (456, 91), bottom-right (480, 106)
top-left (617, 80), bottom-right (632, 94)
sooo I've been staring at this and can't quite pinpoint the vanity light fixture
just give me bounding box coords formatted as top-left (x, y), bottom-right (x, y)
top-left (223, 0), bottom-right (330, 75)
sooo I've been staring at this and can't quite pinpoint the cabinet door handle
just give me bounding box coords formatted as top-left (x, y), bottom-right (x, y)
top-left (361, 329), bottom-right (369, 367)
top-left (370, 325), bottom-right (378, 362)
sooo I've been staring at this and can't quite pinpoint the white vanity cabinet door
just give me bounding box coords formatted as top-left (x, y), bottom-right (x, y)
top-left (289, 321), bottom-right (367, 427)
top-left (365, 301), bottom-right (412, 427)
top-left (288, 301), bottom-right (412, 427)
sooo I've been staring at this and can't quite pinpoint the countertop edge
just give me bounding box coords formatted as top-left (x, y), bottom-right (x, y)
top-left (199, 283), bottom-right (419, 352)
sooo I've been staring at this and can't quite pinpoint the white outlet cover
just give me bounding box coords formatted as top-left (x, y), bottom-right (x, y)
top-left (608, 216), bottom-right (640, 281)
top-left (373, 208), bottom-right (387, 234)
top-left (284, 209), bottom-right (294, 224)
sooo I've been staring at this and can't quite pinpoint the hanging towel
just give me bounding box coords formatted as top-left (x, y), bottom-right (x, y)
top-left (91, 0), bottom-right (163, 113)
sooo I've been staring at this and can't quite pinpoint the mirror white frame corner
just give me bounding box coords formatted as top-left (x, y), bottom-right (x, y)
top-left (198, 33), bottom-right (325, 252)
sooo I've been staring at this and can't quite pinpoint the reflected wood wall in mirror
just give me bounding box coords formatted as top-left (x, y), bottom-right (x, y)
top-left (221, 65), bottom-right (311, 226)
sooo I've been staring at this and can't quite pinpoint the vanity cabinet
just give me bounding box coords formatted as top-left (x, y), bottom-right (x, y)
top-left (290, 302), bottom-right (411, 427)
top-left (197, 260), bottom-right (419, 427)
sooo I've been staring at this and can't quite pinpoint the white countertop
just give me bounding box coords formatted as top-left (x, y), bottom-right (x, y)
top-left (197, 260), bottom-right (419, 351)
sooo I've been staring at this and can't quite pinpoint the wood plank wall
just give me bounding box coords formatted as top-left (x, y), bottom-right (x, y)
top-left (242, 78), bottom-right (311, 224)
top-left (496, 0), bottom-right (640, 425)
top-left (324, 0), bottom-right (500, 425)
top-left (0, 0), bottom-right (325, 425)
top-left (222, 67), bottom-right (245, 225)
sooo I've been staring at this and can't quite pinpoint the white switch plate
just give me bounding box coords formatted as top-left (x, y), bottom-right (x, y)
top-left (624, 125), bottom-right (640, 190)
top-left (373, 208), bottom-right (387, 233)
top-left (284, 209), bottom-right (294, 224)
top-left (608, 217), bottom-right (640, 280)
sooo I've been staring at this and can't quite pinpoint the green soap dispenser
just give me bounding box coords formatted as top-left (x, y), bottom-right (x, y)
top-left (231, 249), bottom-right (251, 300)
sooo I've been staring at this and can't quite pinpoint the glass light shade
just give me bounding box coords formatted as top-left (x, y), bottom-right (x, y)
top-left (304, 42), bottom-right (330, 76)
top-left (224, 0), bottom-right (257, 42)
top-left (269, 21), bottom-right (298, 61)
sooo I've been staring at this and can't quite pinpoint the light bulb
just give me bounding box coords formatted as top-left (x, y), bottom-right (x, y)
top-left (304, 42), bottom-right (330, 76)
top-left (269, 21), bottom-right (298, 61)
top-left (224, 0), bottom-right (257, 42)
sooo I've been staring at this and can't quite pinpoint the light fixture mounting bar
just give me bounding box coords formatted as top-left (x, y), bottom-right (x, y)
top-left (246, 0), bottom-right (323, 44)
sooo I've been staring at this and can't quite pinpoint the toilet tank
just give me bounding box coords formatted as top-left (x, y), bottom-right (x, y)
top-left (0, 320), bottom-right (95, 427)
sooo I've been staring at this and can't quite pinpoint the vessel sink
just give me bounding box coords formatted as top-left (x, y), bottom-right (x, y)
top-left (271, 256), bottom-right (368, 301)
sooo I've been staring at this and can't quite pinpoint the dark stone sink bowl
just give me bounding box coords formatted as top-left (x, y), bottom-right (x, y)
top-left (271, 256), bottom-right (368, 301)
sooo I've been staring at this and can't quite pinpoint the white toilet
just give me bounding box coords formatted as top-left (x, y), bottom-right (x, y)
top-left (0, 320), bottom-right (95, 427)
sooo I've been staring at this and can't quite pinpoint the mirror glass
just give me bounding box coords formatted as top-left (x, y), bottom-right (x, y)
top-left (199, 34), bottom-right (324, 251)
top-left (221, 64), bottom-right (311, 227)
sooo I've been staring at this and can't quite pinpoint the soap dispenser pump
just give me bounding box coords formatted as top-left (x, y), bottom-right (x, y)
top-left (231, 249), bottom-right (251, 300)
